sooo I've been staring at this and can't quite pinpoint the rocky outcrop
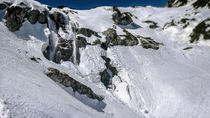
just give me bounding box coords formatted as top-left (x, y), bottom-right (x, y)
top-left (190, 18), bottom-right (210, 43)
top-left (143, 20), bottom-right (159, 29)
top-left (53, 36), bottom-right (88, 64)
top-left (50, 12), bottom-right (66, 30)
top-left (46, 68), bottom-right (104, 101)
top-left (38, 12), bottom-right (47, 24)
top-left (138, 36), bottom-right (162, 50)
top-left (0, 2), bottom-right (8, 10)
top-left (53, 38), bottom-right (73, 64)
top-left (27, 10), bottom-right (47, 24)
top-left (166, 0), bottom-right (188, 8)
top-left (27, 10), bottom-right (40, 24)
top-left (112, 7), bottom-right (133, 26)
top-left (100, 56), bottom-right (118, 89)
top-left (193, 0), bottom-right (210, 9)
top-left (102, 28), bottom-right (139, 50)
top-left (77, 28), bottom-right (99, 37)
top-left (5, 6), bottom-right (29, 32)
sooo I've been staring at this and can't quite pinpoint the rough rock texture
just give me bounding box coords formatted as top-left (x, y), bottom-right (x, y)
top-left (166, 0), bottom-right (188, 8)
top-left (38, 12), bottom-right (47, 24)
top-left (92, 39), bottom-right (101, 45)
top-left (112, 7), bottom-right (133, 26)
top-left (100, 56), bottom-right (118, 89)
top-left (76, 36), bottom-right (88, 48)
top-left (143, 20), bottom-right (159, 29)
top-left (0, 2), bottom-right (7, 10)
top-left (53, 38), bottom-right (73, 64)
top-left (163, 20), bottom-right (177, 29)
top-left (50, 12), bottom-right (65, 30)
top-left (138, 36), bottom-right (161, 50)
top-left (46, 68), bottom-right (104, 101)
top-left (77, 28), bottom-right (99, 37)
top-left (27, 10), bottom-right (40, 24)
top-left (102, 28), bottom-right (139, 50)
top-left (193, 0), bottom-right (210, 9)
top-left (190, 18), bottom-right (210, 43)
top-left (5, 6), bottom-right (29, 32)
top-left (75, 36), bottom-right (88, 64)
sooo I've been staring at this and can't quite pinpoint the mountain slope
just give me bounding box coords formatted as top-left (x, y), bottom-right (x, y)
top-left (0, 0), bottom-right (210, 118)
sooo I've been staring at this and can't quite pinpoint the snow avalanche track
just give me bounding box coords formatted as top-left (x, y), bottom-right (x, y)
top-left (0, 0), bottom-right (210, 118)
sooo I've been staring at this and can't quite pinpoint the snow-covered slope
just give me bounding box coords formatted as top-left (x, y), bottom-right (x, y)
top-left (0, 0), bottom-right (210, 118)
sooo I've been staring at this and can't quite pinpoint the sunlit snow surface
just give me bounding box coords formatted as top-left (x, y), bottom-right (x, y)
top-left (0, 0), bottom-right (210, 118)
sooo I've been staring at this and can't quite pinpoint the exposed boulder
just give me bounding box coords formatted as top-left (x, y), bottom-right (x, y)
top-left (27, 9), bottom-right (40, 24)
top-left (138, 36), bottom-right (162, 50)
top-left (103, 28), bottom-right (117, 40)
top-left (53, 38), bottom-right (73, 64)
top-left (193, 0), bottom-right (210, 9)
top-left (50, 12), bottom-right (65, 30)
top-left (46, 68), bottom-right (104, 101)
top-left (75, 36), bottom-right (88, 64)
top-left (143, 20), bottom-right (159, 29)
top-left (100, 56), bottom-right (118, 89)
top-left (77, 28), bottom-right (99, 37)
top-left (190, 18), bottom-right (210, 43)
top-left (163, 19), bottom-right (176, 29)
top-left (76, 36), bottom-right (88, 48)
top-left (0, 2), bottom-right (7, 10)
top-left (102, 28), bottom-right (139, 49)
top-left (112, 6), bottom-right (134, 26)
top-left (166, 0), bottom-right (188, 8)
top-left (38, 12), bottom-right (47, 24)
top-left (92, 39), bottom-right (101, 45)
top-left (4, 6), bottom-right (29, 32)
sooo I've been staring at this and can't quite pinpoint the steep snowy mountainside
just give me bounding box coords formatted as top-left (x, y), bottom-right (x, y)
top-left (0, 0), bottom-right (210, 118)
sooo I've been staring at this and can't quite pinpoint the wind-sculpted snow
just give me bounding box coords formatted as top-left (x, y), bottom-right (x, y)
top-left (0, 0), bottom-right (210, 118)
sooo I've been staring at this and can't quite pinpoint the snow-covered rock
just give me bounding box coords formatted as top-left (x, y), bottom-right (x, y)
top-left (0, 0), bottom-right (210, 118)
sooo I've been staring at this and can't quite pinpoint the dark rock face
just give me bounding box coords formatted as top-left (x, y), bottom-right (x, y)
top-left (53, 37), bottom-right (88, 64)
top-left (112, 7), bottom-right (133, 26)
top-left (163, 20), bottom-right (176, 29)
top-left (92, 39), bottom-right (101, 45)
top-left (50, 12), bottom-right (65, 30)
top-left (143, 20), bottom-right (159, 29)
top-left (76, 36), bottom-right (88, 48)
top-left (0, 3), bottom-right (7, 10)
top-left (100, 56), bottom-right (118, 89)
top-left (138, 36), bottom-right (161, 50)
top-left (38, 12), bottom-right (47, 24)
top-left (166, 0), bottom-right (188, 8)
top-left (77, 28), bottom-right (98, 37)
top-left (193, 0), bottom-right (210, 9)
top-left (190, 18), bottom-right (210, 43)
top-left (27, 10), bottom-right (40, 24)
top-left (53, 38), bottom-right (74, 63)
top-left (46, 68), bottom-right (104, 101)
top-left (102, 28), bottom-right (139, 49)
top-left (5, 6), bottom-right (29, 32)
top-left (75, 36), bottom-right (88, 64)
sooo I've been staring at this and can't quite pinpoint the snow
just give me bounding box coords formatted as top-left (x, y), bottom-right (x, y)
top-left (0, 0), bottom-right (210, 118)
